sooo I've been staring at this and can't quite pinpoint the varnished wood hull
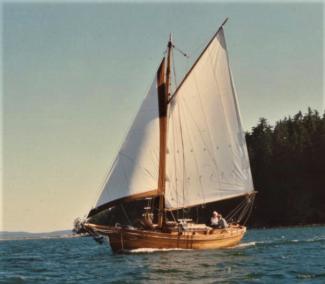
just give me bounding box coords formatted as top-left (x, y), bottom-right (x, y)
top-left (85, 224), bottom-right (246, 252)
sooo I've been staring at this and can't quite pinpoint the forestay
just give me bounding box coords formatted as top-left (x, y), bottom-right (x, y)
top-left (95, 78), bottom-right (160, 209)
top-left (165, 28), bottom-right (254, 210)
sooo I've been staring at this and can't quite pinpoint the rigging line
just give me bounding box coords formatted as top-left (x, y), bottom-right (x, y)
top-left (237, 196), bottom-right (254, 224)
top-left (173, 44), bottom-right (189, 58)
top-left (144, 168), bottom-right (157, 181)
top-left (119, 152), bottom-right (156, 181)
top-left (226, 193), bottom-right (256, 223)
top-left (237, 206), bottom-right (249, 223)
top-left (226, 196), bottom-right (246, 216)
top-left (241, 202), bottom-right (252, 225)
top-left (238, 199), bottom-right (251, 224)
top-left (225, 198), bottom-right (247, 221)
top-left (231, 203), bottom-right (247, 221)
top-left (91, 156), bottom-right (118, 209)
top-left (243, 195), bottom-right (255, 225)
top-left (229, 206), bottom-right (246, 223)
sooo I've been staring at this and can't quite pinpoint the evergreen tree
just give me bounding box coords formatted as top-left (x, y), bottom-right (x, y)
top-left (246, 108), bottom-right (325, 227)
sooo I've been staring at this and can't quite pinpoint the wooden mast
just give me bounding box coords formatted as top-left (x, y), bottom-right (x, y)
top-left (166, 33), bottom-right (172, 99)
top-left (157, 34), bottom-right (172, 228)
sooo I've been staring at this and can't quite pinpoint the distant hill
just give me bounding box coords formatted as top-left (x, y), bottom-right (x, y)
top-left (0, 230), bottom-right (73, 240)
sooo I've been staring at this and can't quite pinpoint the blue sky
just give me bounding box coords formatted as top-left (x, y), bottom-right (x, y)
top-left (2, 2), bottom-right (323, 232)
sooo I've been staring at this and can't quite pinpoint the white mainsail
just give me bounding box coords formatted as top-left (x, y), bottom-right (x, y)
top-left (165, 28), bottom-right (254, 210)
top-left (95, 78), bottom-right (160, 209)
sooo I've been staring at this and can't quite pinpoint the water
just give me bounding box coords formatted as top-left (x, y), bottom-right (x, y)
top-left (1, 226), bottom-right (325, 283)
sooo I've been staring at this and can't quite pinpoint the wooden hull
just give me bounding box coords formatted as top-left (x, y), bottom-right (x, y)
top-left (85, 223), bottom-right (246, 252)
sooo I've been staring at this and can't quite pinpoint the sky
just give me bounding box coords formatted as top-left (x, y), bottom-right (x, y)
top-left (2, 1), bottom-right (324, 232)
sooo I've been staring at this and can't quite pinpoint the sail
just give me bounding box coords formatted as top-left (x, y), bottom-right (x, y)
top-left (165, 28), bottom-right (254, 210)
top-left (89, 61), bottom-right (166, 216)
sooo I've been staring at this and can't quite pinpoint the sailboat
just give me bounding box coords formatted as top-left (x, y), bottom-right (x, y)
top-left (84, 18), bottom-right (256, 252)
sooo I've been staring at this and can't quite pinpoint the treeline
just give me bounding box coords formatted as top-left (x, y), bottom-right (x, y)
top-left (246, 108), bottom-right (325, 227)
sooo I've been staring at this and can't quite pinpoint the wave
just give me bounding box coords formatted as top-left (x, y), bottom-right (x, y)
top-left (123, 248), bottom-right (192, 253)
top-left (121, 235), bottom-right (325, 252)
top-left (235, 241), bottom-right (256, 248)
top-left (306, 236), bottom-right (325, 242)
top-left (239, 235), bottom-right (325, 248)
top-left (0, 234), bottom-right (79, 242)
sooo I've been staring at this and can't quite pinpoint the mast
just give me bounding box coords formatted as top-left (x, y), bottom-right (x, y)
top-left (157, 34), bottom-right (172, 228)
top-left (166, 33), bottom-right (172, 98)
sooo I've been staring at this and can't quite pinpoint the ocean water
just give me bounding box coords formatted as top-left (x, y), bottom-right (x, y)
top-left (1, 226), bottom-right (324, 284)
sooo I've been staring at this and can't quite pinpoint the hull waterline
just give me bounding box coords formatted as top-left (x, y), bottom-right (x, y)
top-left (85, 223), bottom-right (246, 252)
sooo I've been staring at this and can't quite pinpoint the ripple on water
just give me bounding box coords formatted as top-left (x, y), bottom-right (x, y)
top-left (0, 276), bottom-right (27, 284)
top-left (1, 226), bottom-right (325, 283)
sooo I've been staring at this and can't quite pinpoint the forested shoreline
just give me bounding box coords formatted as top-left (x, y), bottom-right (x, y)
top-left (246, 108), bottom-right (325, 228)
